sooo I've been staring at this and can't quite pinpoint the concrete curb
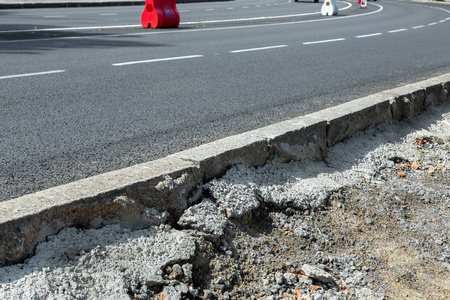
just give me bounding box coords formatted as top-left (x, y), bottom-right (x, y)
top-left (0, 0), bottom-right (231, 9)
top-left (1, 73), bottom-right (449, 266)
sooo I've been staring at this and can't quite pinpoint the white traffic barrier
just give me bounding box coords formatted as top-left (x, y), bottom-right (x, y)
top-left (361, 0), bottom-right (367, 8)
top-left (321, 0), bottom-right (338, 16)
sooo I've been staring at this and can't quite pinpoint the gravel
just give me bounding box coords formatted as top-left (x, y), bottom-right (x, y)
top-left (0, 101), bottom-right (449, 299)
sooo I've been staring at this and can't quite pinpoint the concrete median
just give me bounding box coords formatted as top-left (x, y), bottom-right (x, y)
top-left (1, 73), bottom-right (449, 266)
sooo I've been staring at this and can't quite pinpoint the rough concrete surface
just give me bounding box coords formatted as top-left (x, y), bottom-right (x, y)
top-left (0, 74), bottom-right (449, 299)
top-left (0, 74), bottom-right (449, 267)
top-left (0, 90), bottom-right (448, 299)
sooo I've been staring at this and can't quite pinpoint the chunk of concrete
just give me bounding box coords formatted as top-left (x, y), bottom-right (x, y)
top-left (302, 264), bottom-right (334, 283)
top-left (177, 199), bottom-right (228, 237)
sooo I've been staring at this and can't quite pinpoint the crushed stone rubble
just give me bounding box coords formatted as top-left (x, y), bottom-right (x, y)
top-left (0, 102), bottom-right (449, 299)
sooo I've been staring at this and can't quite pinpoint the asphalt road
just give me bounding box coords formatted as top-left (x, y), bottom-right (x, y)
top-left (1, 0), bottom-right (450, 202)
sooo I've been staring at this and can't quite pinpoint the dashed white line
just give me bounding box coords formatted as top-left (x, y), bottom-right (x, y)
top-left (178, 10), bottom-right (190, 12)
top-left (243, 6), bottom-right (249, 8)
top-left (388, 29), bottom-right (407, 33)
top-left (230, 45), bottom-right (288, 53)
top-left (412, 25), bottom-right (426, 29)
top-left (112, 55), bottom-right (204, 66)
top-left (44, 15), bottom-right (66, 18)
top-left (303, 38), bottom-right (346, 45)
top-left (100, 13), bottom-right (117, 16)
top-left (439, 20), bottom-right (446, 23)
top-left (205, 8), bottom-right (215, 11)
top-left (226, 7), bottom-right (234, 10)
top-left (428, 22), bottom-right (438, 26)
top-left (0, 70), bottom-right (65, 80)
top-left (355, 32), bottom-right (382, 38)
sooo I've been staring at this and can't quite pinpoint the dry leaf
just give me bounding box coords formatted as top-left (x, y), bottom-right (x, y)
top-left (292, 269), bottom-right (305, 276)
top-left (428, 168), bottom-right (435, 175)
top-left (158, 292), bottom-right (165, 300)
top-left (411, 161), bottom-right (421, 170)
top-left (436, 165), bottom-right (445, 170)
top-left (310, 285), bottom-right (321, 291)
top-left (396, 171), bottom-right (407, 178)
top-left (362, 178), bottom-right (367, 183)
top-left (291, 289), bottom-right (302, 300)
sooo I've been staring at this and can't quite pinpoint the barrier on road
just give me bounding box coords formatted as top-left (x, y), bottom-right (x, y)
top-left (321, 0), bottom-right (338, 16)
top-left (361, 0), bottom-right (367, 9)
top-left (141, 0), bottom-right (180, 28)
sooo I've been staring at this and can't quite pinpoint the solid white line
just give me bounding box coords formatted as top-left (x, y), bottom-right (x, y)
top-left (112, 55), bottom-right (204, 66)
top-left (355, 32), bottom-right (382, 38)
top-left (388, 29), bottom-right (407, 33)
top-left (412, 25), bottom-right (426, 29)
top-left (230, 45), bottom-right (288, 53)
top-left (0, 70), bottom-right (65, 80)
top-left (303, 38), bottom-right (346, 45)
top-left (427, 22), bottom-right (437, 26)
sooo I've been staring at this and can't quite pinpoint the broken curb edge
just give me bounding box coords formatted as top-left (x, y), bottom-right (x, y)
top-left (1, 73), bottom-right (449, 266)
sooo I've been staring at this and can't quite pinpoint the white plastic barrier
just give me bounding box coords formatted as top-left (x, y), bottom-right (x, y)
top-left (321, 0), bottom-right (338, 16)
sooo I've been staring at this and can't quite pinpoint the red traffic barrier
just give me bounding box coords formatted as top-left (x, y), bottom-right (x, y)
top-left (141, 0), bottom-right (180, 29)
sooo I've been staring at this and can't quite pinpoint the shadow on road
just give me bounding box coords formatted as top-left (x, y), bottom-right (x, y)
top-left (0, 24), bottom-right (174, 54)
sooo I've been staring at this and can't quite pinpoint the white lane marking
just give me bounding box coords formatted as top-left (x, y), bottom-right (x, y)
top-left (427, 22), bottom-right (437, 26)
top-left (177, 1), bottom-right (353, 24)
top-left (0, 70), bottom-right (65, 80)
top-left (178, 10), bottom-right (190, 12)
top-left (230, 45), bottom-right (288, 53)
top-left (303, 38), bottom-right (346, 45)
top-left (243, 6), bottom-right (249, 8)
top-left (113, 55), bottom-right (204, 66)
top-left (0, 2), bottom-right (383, 43)
top-left (412, 25), bottom-right (426, 29)
top-left (439, 20), bottom-right (446, 23)
top-left (355, 32), bottom-right (382, 38)
top-left (205, 8), bottom-right (215, 11)
top-left (226, 7), bottom-right (234, 9)
top-left (44, 15), bottom-right (66, 18)
top-left (100, 13), bottom-right (117, 16)
top-left (256, 5), bottom-right (261, 7)
top-left (388, 28), bottom-right (407, 33)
